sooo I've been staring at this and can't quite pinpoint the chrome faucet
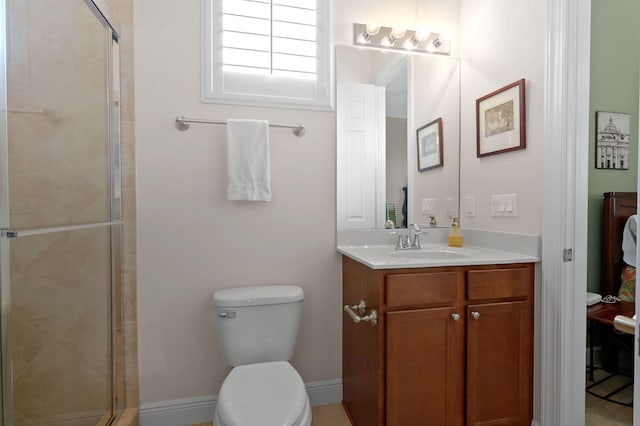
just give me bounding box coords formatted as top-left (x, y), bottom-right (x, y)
top-left (391, 223), bottom-right (424, 250)
top-left (391, 231), bottom-right (411, 250)
top-left (409, 223), bottom-right (422, 249)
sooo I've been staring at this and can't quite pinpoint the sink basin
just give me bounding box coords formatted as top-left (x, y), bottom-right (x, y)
top-left (388, 249), bottom-right (470, 260)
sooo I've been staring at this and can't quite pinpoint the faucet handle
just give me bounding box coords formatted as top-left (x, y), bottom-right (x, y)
top-left (409, 223), bottom-right (423, 249)
top-left (390, 231), bottom-right (410, 250)
top-left (389, 231), bottom-right (404, 250)
top-left (411, 233), bottom-right (422, 250)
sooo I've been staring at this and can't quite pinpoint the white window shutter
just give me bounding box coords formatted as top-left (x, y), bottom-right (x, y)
top-left (202, 0), bottom-right (333, 110)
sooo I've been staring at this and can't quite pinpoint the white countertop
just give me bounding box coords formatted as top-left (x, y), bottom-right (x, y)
top-left (337, 243), bottom-right (539, 269)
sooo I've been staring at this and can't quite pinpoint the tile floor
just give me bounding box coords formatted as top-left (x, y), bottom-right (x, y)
top-left (585, 367), bottom-right (633, 425)
top-left (585, 393), bottom-right (632, 425)
top-left (196, 397), bottom-right (634, 426)
top-left (192, 403), bottom-right (351, 426)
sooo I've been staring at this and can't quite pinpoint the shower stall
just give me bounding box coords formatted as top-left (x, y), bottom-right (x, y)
top-left (0, 0), bottom-right (125, 424)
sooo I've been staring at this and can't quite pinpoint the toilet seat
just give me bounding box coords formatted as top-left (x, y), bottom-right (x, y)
top-left (215, 361), bottom-right (311, 426)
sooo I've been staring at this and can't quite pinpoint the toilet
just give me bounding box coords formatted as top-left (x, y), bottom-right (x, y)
top-left (212, 285), bottom-right (311, 426)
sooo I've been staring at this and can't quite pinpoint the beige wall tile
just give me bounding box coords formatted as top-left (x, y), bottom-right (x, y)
top-left (7, 0), bottom-right (139, 421)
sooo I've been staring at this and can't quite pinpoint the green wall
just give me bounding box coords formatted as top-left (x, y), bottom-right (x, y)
top-left (587, 0), bottom-right (640, 293)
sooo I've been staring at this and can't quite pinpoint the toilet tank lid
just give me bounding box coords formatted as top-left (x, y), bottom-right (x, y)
top-left (213, 285), bottom-right (304, 307)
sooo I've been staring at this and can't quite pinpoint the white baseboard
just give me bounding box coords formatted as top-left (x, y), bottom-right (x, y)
top-left (306, 379), bottom-right (343, 406)
top-left (139, 379), bottom-right (343, 426)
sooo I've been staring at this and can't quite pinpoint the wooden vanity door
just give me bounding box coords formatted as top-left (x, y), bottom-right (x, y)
top-left (466, 301), bottom-right (532, 426)
top-left (386, 307), bottom-right (464, 426)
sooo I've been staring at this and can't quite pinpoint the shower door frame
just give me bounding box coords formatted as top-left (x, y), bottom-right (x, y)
top-left (0, 0), bottom-right (124, 424)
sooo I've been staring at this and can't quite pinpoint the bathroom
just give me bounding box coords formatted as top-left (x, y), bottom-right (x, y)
top-left (137, 0), bottom-right (543, 422)
top-left (1, 0), bottom-right (638, 425)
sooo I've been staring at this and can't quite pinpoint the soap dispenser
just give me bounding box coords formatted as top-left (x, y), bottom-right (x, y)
top-left (448, 217), bottom-right (464, 247)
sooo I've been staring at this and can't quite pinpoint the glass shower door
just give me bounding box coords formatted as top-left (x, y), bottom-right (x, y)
top-left (0, 0), bottom-right (123, 424)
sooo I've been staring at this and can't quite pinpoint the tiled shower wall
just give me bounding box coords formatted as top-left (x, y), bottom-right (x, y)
top-left (6, 0), bottom-right (138, 423)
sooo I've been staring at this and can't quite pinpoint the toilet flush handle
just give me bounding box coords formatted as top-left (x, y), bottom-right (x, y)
top-left (218, 311), bottom-right (236, 319)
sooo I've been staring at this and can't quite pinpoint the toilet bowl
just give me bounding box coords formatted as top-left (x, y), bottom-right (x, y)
top-left (214, 361), bottom-right (311, 426)
top-left (212, 285), bottom-right (311, 426)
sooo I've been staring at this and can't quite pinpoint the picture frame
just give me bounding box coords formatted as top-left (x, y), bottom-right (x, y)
top-left (416, 117), bottom-right (443, 172)
top-left (595, 111), bottom-right (630, 169)
top-left (476, 79), bottom-right (526, 157)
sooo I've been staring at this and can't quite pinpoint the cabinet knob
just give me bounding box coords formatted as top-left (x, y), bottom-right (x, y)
top-left (471, 311), bottom-right (481, 320)
top-left (451, 313), bottom-right (461, 321)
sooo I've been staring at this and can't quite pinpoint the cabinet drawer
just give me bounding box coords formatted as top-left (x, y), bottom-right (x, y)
top-left (467, 268), bottom-right (531, 300)
top-left (386, 272), bottom-right (458, 308)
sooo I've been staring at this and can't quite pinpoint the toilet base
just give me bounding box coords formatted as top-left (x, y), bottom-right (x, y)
top-left (214, 394), bottom-right (311, 426)
top-left (213, 361), bottom-right (312, 425)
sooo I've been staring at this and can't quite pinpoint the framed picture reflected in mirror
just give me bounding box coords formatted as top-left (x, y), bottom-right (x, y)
top-left (417, 117), bottom-right (443, 172)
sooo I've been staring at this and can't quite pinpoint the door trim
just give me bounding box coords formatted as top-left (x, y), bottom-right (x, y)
top-left (541, 0), bottom-right (591, 424)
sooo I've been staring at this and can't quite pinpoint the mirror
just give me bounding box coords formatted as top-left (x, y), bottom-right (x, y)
top-left (336, 45), bottom-right (461, 230)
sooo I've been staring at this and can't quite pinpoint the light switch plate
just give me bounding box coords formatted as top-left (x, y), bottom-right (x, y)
top-left (491, 194), bottom-right (517, 216)
top-left (491, 195), bottom-right (502, 216)
top-left (445, 197), bottom-right (454, 217)
top-left (422, 198), bottom-right (435, 215)
top-left (504, 193), bottom-right (517, 216)
top-left (465, 196), bottom-right (475, 217)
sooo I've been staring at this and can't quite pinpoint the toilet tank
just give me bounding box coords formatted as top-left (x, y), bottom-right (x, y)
top-left (212, 285), bottom-right (304, 367)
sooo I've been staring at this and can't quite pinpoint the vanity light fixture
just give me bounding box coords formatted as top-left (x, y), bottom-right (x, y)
top-left (404, 29), bottom-right (429, 50)
top-left (428, 30), bottom-right (451, 51)
top-left (358, 23), bottom-right (381, 44)
top-left (383, 27), bottom-right (406, 46)
top-left (353, 23), bottom-right (451, 56)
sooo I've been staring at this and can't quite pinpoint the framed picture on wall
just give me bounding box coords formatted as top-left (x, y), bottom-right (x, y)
top-left (595, 111), bottom-right (630, 169)
top-left (476, 79), bottom-right (526, 157)
top-left (416, 118), bottom-right (443, 172)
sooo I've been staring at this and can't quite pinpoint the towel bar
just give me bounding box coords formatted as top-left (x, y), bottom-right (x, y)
top-left (175, 116), bottom-right (305, 137)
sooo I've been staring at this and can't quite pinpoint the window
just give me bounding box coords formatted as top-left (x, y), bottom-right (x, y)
top-left (202, 0), bottom-right (333, 110)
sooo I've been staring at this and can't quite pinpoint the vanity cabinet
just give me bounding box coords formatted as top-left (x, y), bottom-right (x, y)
top-left (342, 257), bottom-right (534, 426)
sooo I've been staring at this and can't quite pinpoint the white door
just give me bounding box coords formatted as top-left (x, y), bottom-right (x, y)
top-left (634, 86), bottom-right (640, 420)
top-left (336, 83), bottom-right (385, 229)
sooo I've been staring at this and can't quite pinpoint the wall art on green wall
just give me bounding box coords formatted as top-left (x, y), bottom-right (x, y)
top-left (596, 111), bottom-right (631, 169)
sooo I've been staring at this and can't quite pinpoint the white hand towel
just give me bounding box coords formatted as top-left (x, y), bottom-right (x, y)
top-left (227, 119), bottom-right (271, 201)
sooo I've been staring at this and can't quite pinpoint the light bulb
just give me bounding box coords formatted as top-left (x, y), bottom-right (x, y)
top-left (365, 23), bottom-right (380, 36)
top-left (386, 27), bottom-right (406, 45)
top-left (390, 27), bottom-right (406, 39)
top-left (357, 33), bottom-right (370, 44)
top-left (403, 39), bottom-right (417, 50)
top-left (360, 22), bottom-right (381, 43)
top-left (414, 29), bottom-right (430, 42)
